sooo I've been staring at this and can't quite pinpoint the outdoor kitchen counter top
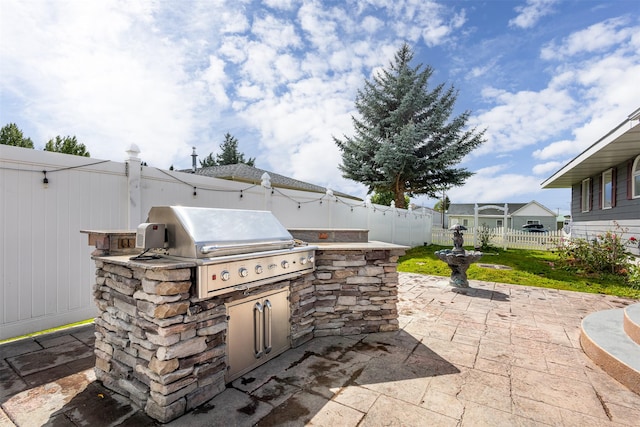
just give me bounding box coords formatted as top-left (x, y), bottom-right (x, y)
top-left (91, 254), bottom-right (197, 270)
top-left (313, 241), bottom-right (408, 250)
top-left (91, 241), bottom-right (408, 268)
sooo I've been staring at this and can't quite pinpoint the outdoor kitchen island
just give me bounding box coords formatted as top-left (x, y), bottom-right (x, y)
top-left (83, 226), bottom-right (406, 423)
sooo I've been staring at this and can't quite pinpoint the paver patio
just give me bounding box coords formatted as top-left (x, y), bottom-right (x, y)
top-left (1, 273), bottom-right (639, 426)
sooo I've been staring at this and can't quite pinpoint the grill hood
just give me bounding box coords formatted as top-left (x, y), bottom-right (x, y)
top-left (146, 206), bottom-right (295, 258)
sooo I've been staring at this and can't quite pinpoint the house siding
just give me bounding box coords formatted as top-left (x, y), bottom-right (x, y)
top-left (449, 216), bottom-right (508, 228)
top-left (448, 215), bottom-right (556, 229)
top-left (572, 155), bottom-right (640, 222)
top-left (447, 202), bottom-right (556, 230)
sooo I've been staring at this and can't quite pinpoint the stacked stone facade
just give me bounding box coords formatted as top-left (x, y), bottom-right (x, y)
top-left (88, 236), bottom-right (405, 423)
top-left (313, 249), bottom-right (404, 337)
top-left (92, 259), bottom-right (229, 422)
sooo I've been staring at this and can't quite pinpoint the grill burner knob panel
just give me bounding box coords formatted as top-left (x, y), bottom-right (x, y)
top-left (196, 247), bottom-right (317, 298)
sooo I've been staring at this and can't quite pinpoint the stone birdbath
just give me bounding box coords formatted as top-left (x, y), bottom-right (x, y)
top-left (435, 224), bottom-right (483, 288)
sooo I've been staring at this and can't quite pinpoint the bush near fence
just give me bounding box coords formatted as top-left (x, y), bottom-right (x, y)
top-left (432, 227), bottom-right (565, 250)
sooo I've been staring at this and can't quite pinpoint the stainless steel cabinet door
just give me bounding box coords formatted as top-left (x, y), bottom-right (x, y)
top-left (226, 288), bottom-right (290, 381)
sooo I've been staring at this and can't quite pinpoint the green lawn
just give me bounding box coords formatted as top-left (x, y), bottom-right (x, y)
top-left (399, 245), bottom-right (640, 299)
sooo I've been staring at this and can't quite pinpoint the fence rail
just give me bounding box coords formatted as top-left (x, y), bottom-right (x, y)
top-left (1, 145), bottom-right (433, 339)
top-left (432, 227), bottom-right (566, 251)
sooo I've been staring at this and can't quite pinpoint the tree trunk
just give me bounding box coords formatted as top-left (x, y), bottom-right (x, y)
top-left (394, 178), bottom-right (406, 209)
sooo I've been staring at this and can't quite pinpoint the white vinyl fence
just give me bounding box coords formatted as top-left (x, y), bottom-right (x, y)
top-left (431, 227), bottom-right (566, 251)
top-left (0, 145), bottom-right (432, 340)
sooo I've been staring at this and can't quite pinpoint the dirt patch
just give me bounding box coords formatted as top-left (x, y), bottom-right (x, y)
top-left (477, 263), bottom-right (513, 270)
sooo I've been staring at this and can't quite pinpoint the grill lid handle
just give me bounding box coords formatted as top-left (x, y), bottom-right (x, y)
top-left (200, 239), bottom-right (295, 255)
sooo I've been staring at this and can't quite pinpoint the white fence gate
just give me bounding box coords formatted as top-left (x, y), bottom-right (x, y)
top-left (1, 145), bottom-right (432, 340)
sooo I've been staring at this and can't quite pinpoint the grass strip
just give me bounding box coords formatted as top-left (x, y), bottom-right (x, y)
top-left (399, 245), bottom-right (640, 299)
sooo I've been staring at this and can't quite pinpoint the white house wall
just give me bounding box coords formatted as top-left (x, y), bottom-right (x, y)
top-left (513, 202), bottom-right (555, 217)
top-left (511, 204), bottom-right (556, 230)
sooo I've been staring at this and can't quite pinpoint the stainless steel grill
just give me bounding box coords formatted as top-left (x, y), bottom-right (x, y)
top-left (136, 206), bottom-right (317, 298)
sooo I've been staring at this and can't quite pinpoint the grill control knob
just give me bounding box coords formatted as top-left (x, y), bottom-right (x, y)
top-left (238, 267), bottom-right (248, 277)
top-left (281, 260), bottom-right (289, 269)
top-left (221, 270), bottom-right (230, 281)
top-left (299, 257), bottom-right (307, 265)
top-left (308, 255), bottom-right (315, 263)
top-left (255, 265), bottom-right (263, 274)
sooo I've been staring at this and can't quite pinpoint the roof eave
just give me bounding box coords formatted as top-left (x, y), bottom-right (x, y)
top-left (541, 110), bottom-right (640, 189)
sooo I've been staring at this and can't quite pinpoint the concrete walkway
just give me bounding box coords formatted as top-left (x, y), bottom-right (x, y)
top-left (2, 273), bottom-right (639, 426)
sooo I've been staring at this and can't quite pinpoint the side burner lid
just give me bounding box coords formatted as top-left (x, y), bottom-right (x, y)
top-left (147, 206), bottom-right (295, 258)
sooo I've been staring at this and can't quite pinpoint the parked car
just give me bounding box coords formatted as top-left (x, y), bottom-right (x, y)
top-left (522, 224), bottom-right (548, 233)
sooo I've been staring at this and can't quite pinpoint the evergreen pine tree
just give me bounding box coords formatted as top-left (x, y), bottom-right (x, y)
top-left (0, 123), bottom-right (34, 148)
top-left (335, 43), bottom-right (485, 208)
top-left (216, 133), bottom-right (255, 166)
top-left (434, 195), bottom-right (451, 212)
top-left (199, 153), bottom-right (217, 167)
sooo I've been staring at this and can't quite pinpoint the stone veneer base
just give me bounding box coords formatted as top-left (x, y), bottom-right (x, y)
top-left (87, 235), bottom-right (406, 423)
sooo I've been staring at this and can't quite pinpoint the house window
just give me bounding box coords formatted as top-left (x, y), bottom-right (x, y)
top-left (526, 220), bottom-right (540, 225)
top-left (602, 169), bottom-right (613, 209)
top-left (497, 219), bottom-right (503, 227)
top-left (581, 178), bottom-right (591, 212)
top-left (463, 219), bottom-right (468, 227)
top-left (634, 156), bottom-right (640, 198)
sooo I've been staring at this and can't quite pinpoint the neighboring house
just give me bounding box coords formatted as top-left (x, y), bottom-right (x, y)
top-left (446, 201), bottom-right (557, 230)
top-left (541, 107), bottom-right (640, 256)
top-left (186, 163), bottom-right (360, 201)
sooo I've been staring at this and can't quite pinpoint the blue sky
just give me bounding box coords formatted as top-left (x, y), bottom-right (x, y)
top-left (1, 0), bottom-right (639, 215)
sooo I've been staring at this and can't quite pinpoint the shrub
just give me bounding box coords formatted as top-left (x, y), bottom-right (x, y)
top-left (477, 223), bottom-right (496, 251)
top-left (628, 264), bottom-right (640, 290)
top-left (556, 223), bottom-right (633, 276)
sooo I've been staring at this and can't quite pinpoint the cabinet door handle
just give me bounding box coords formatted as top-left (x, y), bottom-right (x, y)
top-left (254, 302), bottom-right (263, 359)
top-left (264, 299), bottom-right (272, 354)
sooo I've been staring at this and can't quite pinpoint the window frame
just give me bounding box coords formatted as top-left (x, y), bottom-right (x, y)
top-left (602, 168), bottom-right (613, 209)
top-left (581, 178), bottom-right (591, 212)
top-left (633, 155), bottom-right (640, 199)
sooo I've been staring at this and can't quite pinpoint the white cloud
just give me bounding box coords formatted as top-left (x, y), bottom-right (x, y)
top-left (470, 87), bottom-right (578, 155)
top-left (263, 0), bottom-right (297, 11)
top-left (532, 160), bottom-right (566, 176)
top-left (0, 1), bottom-right (205, 165)
top-left (220, 10), bottom-right (250, 34)
top-left (533, 140), bottom-right (580, 160)
top-left (471, 15), bottom-right (640, 167)
top-left (2, 0), bottom-right (636, 214)
top-left (447, 167), bottom-right (544, 203)
top-left (252, 14), bottom-right (301, 50)
top-left (298, 1), bottom-right (341, 51)
top-left (467, 57), bottom-right (498, 79)
top-left (394, 1), bottom-right (466, 47)
top-left (540, 17), bottom-right (634, 60)
top-left (361, 16), bottom-right (384, 33)
top-left (240, 43), bottom-right (280, 86)
top-left (201, 56), bottom-right (230, 106)
top-left (509, 0), bottom-right (558, 29)
top-left (218, 36), bottom-right (249, 63)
